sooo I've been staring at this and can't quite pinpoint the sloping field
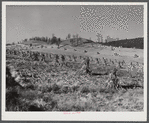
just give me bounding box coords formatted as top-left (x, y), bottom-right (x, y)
top-left (21, 38), bottom-right (143, 65)
top-left (31, 44), bottom-right (143, 64)
top-left (6, 40), bottom-right (144, 111)
top-left (23, 40), bottom-right (48, 46)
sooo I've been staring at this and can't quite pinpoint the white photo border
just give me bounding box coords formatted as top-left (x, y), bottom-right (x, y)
top-left (2, 2), bottom-right (147, 121)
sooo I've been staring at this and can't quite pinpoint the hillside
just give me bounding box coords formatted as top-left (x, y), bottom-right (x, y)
top-left (21, 38), bottom-right (94, 47)
top-left (100, 37), bottom-right (144, 49)
top-left (61, 38), bottom-right (94, 46)
top-left (16, 37), bottom-right (143, 64)
top-left (22, 40), bottom-right (48, 46)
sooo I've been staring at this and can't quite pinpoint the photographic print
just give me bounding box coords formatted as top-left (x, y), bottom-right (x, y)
top-left (2, 2), bottom-right (147, 121)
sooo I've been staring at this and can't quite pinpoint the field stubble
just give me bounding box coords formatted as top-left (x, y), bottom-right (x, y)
top-left (6, 55), bottom-right (144, 111)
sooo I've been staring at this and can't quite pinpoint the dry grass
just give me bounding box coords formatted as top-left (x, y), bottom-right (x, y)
top-left (6, 55), bottom-right (144, 111)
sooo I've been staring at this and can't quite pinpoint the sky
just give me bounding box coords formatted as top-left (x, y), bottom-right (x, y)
top-left (6, 5), bottom-right (144, 43)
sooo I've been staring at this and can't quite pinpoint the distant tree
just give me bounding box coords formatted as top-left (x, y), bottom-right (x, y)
top-left (96, 33), bottom-right (100, 42)
top-left (91, 42), bottom-right (94, 47)
top-left (67, 33), bottom-right (71, 39)
top-left (47, 38), bottom-right (51, 44)
top-left (78, 37), bottom-right (82, 45)
top-left (73, 35), bottom-right (76, 39)
top-left (51, 36), bottom-right (57, 44)
top-left (45, 37), bottom-right (48, 43)
top-left (70, 39), bottom-right (74, 46)
top-left (76, 34), bottom-right (79, 39)
top-left (101, 35), bottom-right (103, 42)
top-left (42, 37), bottom-right (46, 42)
top-left (76, 38), bottom-right (79, 46)
top-left (96, 33), bottom-right (103, 43)
top-left (57, 38), bottom-right (61, 48)
top-left (52, 34), bottom-right (55, 38)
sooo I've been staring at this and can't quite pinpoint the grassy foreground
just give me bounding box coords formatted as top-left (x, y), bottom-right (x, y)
top-left (6, 56), bottom-right (144, 111)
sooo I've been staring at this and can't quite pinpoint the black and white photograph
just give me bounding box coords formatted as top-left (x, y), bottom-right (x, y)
top-left (2, 2), bottom-right (147, 121)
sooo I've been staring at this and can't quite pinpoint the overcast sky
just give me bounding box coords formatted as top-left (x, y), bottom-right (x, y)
top-left (6, 5), bottom-right (144, 43)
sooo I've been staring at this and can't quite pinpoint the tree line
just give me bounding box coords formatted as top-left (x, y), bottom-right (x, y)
top-left (100, 37), bottom-right (144, 49)
top-left (23, 35), bottom-right (61, 48)
top-left (22, 33), bottom-right (85, 47)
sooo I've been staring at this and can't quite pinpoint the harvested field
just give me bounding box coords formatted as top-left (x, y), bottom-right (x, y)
top-left (6, 44), bottom-right (144, 111)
